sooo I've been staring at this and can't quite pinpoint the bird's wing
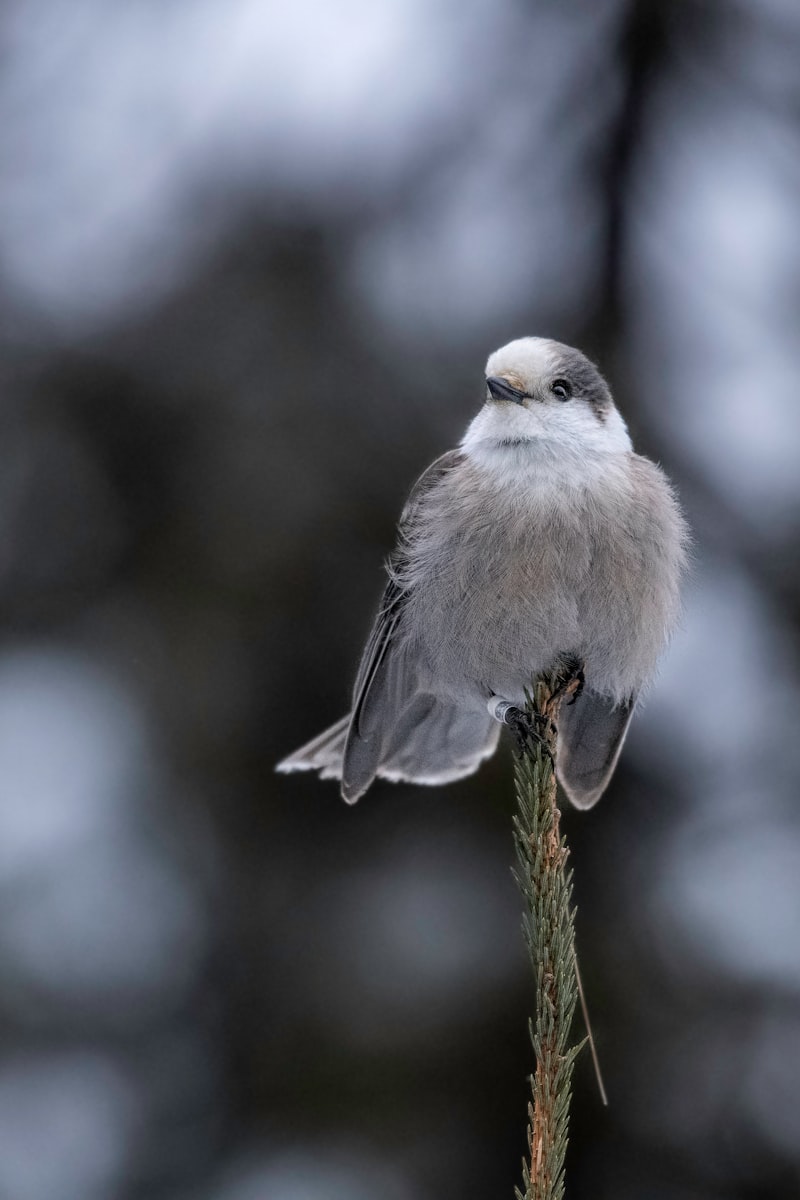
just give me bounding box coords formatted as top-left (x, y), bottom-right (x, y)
top-left (555, 691), bottom-right (636, 810)
top-left (342, 449), bottom-right (464, 801)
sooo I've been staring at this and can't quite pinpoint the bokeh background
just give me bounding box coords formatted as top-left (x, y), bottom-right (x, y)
top-left (2, 1), bottom-right (800, 1197)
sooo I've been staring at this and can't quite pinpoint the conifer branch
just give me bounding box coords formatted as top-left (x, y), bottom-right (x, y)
top-left (512, 670), bottom-right (584, 1200)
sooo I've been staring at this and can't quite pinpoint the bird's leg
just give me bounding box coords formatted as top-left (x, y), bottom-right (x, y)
top-left (552, 653), bottom-right (586, 706)
top-left (487, 696), bottom-right (551, 753)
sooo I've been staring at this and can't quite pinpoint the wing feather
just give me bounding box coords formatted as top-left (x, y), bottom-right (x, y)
top-left (342, 449), bottom-right (464, 800)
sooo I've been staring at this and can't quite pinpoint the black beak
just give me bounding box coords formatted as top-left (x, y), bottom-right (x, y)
top-left (486, 376), bottom-right (527, 405)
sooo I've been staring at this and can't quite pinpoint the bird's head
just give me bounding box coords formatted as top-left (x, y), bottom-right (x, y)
top-left (464, 337), bottom-right (631, 459)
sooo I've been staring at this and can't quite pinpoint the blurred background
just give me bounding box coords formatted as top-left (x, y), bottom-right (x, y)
top-left (2, 0), bottom-right (800, 1197)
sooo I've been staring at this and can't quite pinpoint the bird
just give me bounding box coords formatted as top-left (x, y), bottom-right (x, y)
top-left (277, 336), bottom-right (689, 808)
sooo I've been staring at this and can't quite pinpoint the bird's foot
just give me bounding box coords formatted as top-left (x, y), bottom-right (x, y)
top-left (487, 696), bottom-right (553, 753)
top-left (553, 654), bottom-right (585, 706)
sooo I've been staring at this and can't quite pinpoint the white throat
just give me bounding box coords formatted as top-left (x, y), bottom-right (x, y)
top-left (461, 402), bottom-right (632, 488)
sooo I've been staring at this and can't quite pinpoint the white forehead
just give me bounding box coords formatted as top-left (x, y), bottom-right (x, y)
top-left (485, 337), bottom-right (557, 379)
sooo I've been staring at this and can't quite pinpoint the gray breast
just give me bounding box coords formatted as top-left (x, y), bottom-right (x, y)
top-left (401, 474), bottom-right (592, 705)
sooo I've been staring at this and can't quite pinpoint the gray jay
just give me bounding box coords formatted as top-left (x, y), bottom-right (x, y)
top-left (277, 337), bottom-right (689, 808)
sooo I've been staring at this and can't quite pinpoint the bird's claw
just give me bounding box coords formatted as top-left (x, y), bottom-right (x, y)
top-left (552, 654), bottom-right (585, 706)
top-left (487, 696), bottom-right (553, 752)
top-left (509, 709), bottom-right (553, 753)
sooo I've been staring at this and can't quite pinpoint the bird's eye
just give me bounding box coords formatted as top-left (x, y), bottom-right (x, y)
top-left (550, 378), bottom-right (572, 401)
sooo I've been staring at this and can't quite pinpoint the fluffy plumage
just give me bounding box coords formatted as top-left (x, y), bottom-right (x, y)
top-left (277, 337), bottom-right (689, 807)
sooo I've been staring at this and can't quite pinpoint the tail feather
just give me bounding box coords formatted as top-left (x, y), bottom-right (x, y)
top-left (275, 714), bottom-right (351, 781)
top-left (379, 697), bottom-right (500, 785)
top-left (556, 692), bottom-right (636, 809)
top-left (276, 699), bottom-right (500, 802)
